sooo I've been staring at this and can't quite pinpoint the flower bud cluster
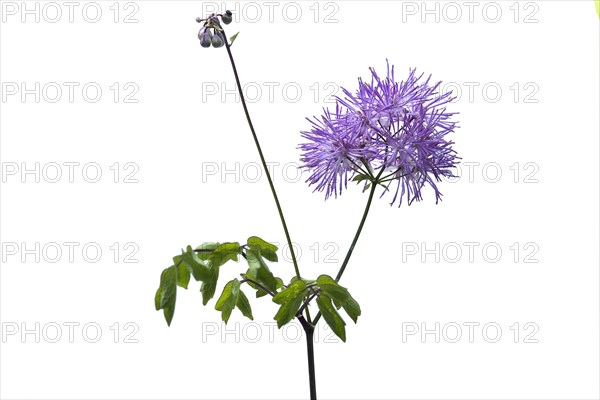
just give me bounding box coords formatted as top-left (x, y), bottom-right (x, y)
top-left (196, 11), bottom-right (232, 48)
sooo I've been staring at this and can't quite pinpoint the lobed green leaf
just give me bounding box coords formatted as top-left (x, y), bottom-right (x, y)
top-left (245, 247), bottom-right (278, 293)
top-left (200, 265), bottom-right (220, 305)
top-left (316, 274), bottom-right (361, 323)
top-left (208, 242), bottom-right (241, 268)
top-left (177, 261), bottom-right (191, 289)
top-left (247, 236), bottom-right (278, 262)
top-left (316, 294), bottom-right (346, 342)
top-left (272, 280), bottom-right (307, 328)
top-left (181, 246), bottom-right (211, 282)
top-left (236, 289), bottom-right (254, 320)
top-left (155, 265), bottom-right (178, 326)
top-left (215, 279), bottom-right (241, 324)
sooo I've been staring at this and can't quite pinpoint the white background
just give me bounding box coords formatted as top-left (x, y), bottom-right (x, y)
top-left (1, 1), bottom-right (599, 399)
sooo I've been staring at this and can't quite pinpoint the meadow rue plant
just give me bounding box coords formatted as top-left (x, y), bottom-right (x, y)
top-left (155, 11), bottom-right (459, 400)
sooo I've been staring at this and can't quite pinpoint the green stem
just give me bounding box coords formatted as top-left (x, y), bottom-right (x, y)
top-left (335, 181), bottom-right (378, 282)
top-left (312, 180), bottom-right (378, 325)
top-left (223, 32), bottom-right (301, 279)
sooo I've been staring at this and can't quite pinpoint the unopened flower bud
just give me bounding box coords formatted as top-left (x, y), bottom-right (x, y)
top-left (211, 31), bottom-right (224, 48)
top-left (221, 10), bottom-right (232, 24)
top-left (199, 29), bottom-right (212, 48)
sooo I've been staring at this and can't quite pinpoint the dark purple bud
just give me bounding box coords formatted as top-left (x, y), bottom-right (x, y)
top-left (199, 29), bottom-right (212, 48)
top-left (221, 11), bottom-right (232, 24)
top-left (211, 31), bottom-right (224, 48)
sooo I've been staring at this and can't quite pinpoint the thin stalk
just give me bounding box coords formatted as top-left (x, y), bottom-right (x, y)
top-left (222, 32), bottom-right (301, 279)
top-left (222, 33), bottom-right (314, 398)
top-left (312, 177), bottom-right (380, 325)
top-left (335, 181), bottom-right (378, 283)
top-left (298, 316), bottom-right (317, 400)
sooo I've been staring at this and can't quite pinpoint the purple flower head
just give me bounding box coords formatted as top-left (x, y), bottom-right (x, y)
top-left (299, 61), bottom-right (460, 206)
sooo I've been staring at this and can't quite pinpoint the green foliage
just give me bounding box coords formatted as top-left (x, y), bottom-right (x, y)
top-left (209, 242), bottom-right (241, 268)
top-left (215, 279), bottom-right (241, 323)
top-left (155, 265), bottom-right (178, 326)
top-left (200, 265), bottom-right (220, 305)
top-left (272, 279), bottom-right (307, 328)
top-left (155, 237), bottom-right (280, 326)
top-left (291, 276), bottom-right (316, 286)
top-left (316, 275), bottom-right (361, 323)
top-left (195, 243), bottom-right (220, 261)
top-left (155, 239), bottom-right (361, 341)
top-left (180, 246), bottom-right (210, 281)
top-left (316, 294), bottom-right (346, 342)
top-left (176, 260), bottom-right (191, 289)
top-left (352, 173), bottom-right (371, 185)
top-left (245, 247), bottom-right (278, 293)
top-left (236, 289), bottom-right (254, 320)
top-left (243, 275), bottom-right (283, 298)
top-left (247, 236), bottom-right (278, 262)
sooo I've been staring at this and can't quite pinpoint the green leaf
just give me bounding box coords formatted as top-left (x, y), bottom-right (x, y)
top-left (352, 173), bottom-right (371, 184)
top-left (154, 285), bottom-right (162, 311)
top-left (215, 279), bottom-right (240, 324)
top-left (247, 236), bottom-right (278, 251)
top-left (245, 247), bottom-right (278, 292)
top-left (200, 265), bottom-right (220, 305)
top-left (243, 274), bottom-right (283, 298)
top-left (155, 265), bottom-right (178, 326)
top-left (162, 302), bottom-right (176, 327)
top-left (177, 261), bottom-right (190, 289)
top-left (272, 280), bottom-right (307, 328)
top-left (247, 236), bottom-right (278, 262)
top-left (316, 275), bottom-right (361, 323)
top-left (316, 275), bottom-right (348, 299)
top-left (181, 246), bottom-right (211, 282)
top-left (316, 294), bottom-right (346, 342)
top-left (158, 266), bottom-right (177, 309)
top-left (340, 296), bottom-right (361, 324)
top-left (259, 248), bottom-right (278, 262)
top-left (209, 242), bottom-right (241, 268)
top-left (195, 242), bottom-right (221, 261)
top-left (230, 31), bottom-right (239, 44)
top-left (291, 276), bottom-right (316, 286)
top-left (236, 289), bottom-right (253, 320)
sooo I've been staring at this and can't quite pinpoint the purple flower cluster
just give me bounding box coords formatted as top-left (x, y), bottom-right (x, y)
top-left (299, 62), bottom-right (459, 206)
